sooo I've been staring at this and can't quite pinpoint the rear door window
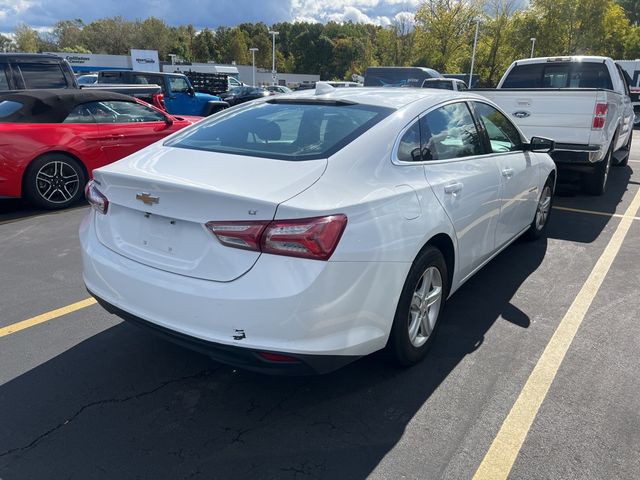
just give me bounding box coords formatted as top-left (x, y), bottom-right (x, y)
top-left (419, 102), bottom-right (484, 160)
top-left (17, 63), bottom-right (68, 89)
top-left (167, 100), bottom-right (393, 160)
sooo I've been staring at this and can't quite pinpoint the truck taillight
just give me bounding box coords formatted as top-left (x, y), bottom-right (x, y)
top-left (84, 180), bottom-right (108, 214)
top-left (206, 215), bottom-right (347, 261)
top-left (593, 102), bottom-right (608, 129)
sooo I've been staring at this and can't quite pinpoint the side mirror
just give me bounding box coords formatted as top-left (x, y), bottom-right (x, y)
top-left (188, 86), bottom-right (195, 96)
top-left (524, 136), bottom-right (555, 153)
top-left (164, 115), bottom-right (174, 127)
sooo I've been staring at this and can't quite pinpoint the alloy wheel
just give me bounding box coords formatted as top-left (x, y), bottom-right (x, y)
top-left (408, 266), bottom-right (443, 348)
top-left (35, 161), bottom-right (80, 204)
top-left (535, 185), bottom-right (552, 231)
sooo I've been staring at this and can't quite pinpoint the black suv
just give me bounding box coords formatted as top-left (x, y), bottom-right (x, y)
top-left (0, 53), bottom-right (77, 92)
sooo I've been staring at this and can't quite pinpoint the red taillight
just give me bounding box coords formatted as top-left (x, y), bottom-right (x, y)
top-left (593, 102), bottom-right (608, 129)
top-left (206, 214), bottom-right (347, 261)
top-left (205, 221), bottom-right (268, 251)
top-left (257, 352), bottom-right (301, 363)
top-left (152, 93), bottom-right (166, 111)
top-left (84, 180), bottom-right (108, 214)
top-left (262, 215), bottom-right (347, 260)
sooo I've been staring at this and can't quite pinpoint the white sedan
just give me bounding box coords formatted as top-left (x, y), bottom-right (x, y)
top-left (80, 84), bottom-right (556, 374)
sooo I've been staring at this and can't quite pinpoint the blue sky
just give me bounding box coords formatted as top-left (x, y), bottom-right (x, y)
top-left (0, 0), bottom-right (421, 33)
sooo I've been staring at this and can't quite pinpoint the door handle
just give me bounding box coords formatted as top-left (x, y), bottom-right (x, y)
top-left (502, 168), bottom-right (514, 178)
top-left (444, 182), bottom-right (463, 194)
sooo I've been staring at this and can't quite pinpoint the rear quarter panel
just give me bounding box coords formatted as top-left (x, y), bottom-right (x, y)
top-left (275, 111), bottom-right (457, 266)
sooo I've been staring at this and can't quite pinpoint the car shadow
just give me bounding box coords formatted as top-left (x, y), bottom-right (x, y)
top-left (549, 164), bottom-right (633, 243)
top-left (0, 198), bottom-right (87, 224)
top-left (0, 238), bottom-right (548, 479)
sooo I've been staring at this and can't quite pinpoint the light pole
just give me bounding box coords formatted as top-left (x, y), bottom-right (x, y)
top-left (469, 19), bottom-right (480, 88)
top-left (249, 47), bottom-right (258, 86)
top-left (530, 37), bottom-right (537, 58)
top-left (268, 30), bottom-right (279, 85)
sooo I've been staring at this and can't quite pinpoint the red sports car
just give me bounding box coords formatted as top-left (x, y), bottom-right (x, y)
top-left (0, 89), bottom-right (201, 209)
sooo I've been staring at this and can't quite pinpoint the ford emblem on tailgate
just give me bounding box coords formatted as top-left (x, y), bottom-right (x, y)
top-left (513, 111), bottom-right (531, 118)
top-left (136, 192), bottom-right (159, 205)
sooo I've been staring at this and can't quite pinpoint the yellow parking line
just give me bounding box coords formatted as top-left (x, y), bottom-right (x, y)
top-left (0, 298), bottom-right (96, 338)
top-left (553, 205), bottom-right (640, 221)
top-left (473, 185), bottom-right (640, 480)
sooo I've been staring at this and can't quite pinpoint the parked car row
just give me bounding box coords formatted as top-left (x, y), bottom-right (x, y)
top-left (4, 50), bottom-right (631, 375)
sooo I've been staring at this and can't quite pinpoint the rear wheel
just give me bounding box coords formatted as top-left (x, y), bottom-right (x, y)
top-left (24, 154), bottom-right (86, 210)
top-left (387, 247), bottom-right (449, 366)
top-left (581, 142), bottom-right (613, 196)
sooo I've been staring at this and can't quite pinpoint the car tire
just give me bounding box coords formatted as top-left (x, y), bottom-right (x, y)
top-left (524, 176), bottom-right (554, 241)
top-left (581, 141), bottom-right (613, 196)
top-left (614, 129), bottom-right (632, 167)
top-left (24, 154), bottom-right (87, 210)
top-left (387, 246), bottom-right (449, 367)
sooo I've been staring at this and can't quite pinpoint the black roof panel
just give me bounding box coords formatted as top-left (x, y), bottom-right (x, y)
top-left (0, 89), bottom-right (138, 123)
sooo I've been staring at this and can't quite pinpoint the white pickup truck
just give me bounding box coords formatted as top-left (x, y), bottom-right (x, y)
top-left (478, 56), bottom-right (634, 195)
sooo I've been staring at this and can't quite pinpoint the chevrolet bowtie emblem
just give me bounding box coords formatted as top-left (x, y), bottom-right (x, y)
top-left (136, 192), bottom-right (159, 205)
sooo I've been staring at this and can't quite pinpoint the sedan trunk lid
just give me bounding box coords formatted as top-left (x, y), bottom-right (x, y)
top-left (92, 144), bottom-right (327, 282)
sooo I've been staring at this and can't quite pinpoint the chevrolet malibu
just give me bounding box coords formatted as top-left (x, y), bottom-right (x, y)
top-left (80, 85), bottom-right (556, 374)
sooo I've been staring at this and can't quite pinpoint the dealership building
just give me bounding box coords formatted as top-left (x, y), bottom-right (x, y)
top-left (49, 50), bottom-right (320, 87)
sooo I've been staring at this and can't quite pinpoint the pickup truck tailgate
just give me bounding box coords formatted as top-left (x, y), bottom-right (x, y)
top-left (477, 89), bottom-right (603, 145)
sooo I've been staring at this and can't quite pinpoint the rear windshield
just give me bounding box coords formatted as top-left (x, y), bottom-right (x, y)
top-left (166, 100), bottom-right (393, 161)
top-left (423, 80), bottom-right (454, 90)
top-left (502, 62), bottom-right (613, 89)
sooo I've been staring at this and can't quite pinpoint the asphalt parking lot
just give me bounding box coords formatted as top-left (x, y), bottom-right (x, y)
top-left (1, 142), bottom-right (639, 479)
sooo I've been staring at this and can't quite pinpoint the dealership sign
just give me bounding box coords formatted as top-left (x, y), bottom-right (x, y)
top-left (47, 52), bottom-right (130, 71)
top-left (130, 49), bottom-right (160, 72)
top-left (48, 50), bottom-right (160, 72)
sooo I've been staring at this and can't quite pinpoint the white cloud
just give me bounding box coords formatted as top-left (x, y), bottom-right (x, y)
top-left (292, 1), bottom-right (417, 26)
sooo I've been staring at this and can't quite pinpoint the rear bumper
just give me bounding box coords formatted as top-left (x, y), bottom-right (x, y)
top-left (551, 143), bottom-right (606, 170)
top-left (90, 292), bottom-right (357, 375)
top-left (80, 212), bottom-right (408, 372)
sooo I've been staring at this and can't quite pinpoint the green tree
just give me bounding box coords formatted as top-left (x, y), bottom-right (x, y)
top-left (618, 0), bottom-right (640, 26)
top-left (474, 0), bottom-right (519, 86)
top-left (134, 18), bottom-right (172, 59)
top-left (227, 28), bottom-right (250, 65)
top-left (14, 23), bottom-right (40, 52)
top-left (83, 17), bottom-right (135, 54)
top-left (193, 28), bottom-right (215, 62)
top-left (414, 0), bottom-right (479, 72)
top-left (53, 19), bottom-right (85, 50)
